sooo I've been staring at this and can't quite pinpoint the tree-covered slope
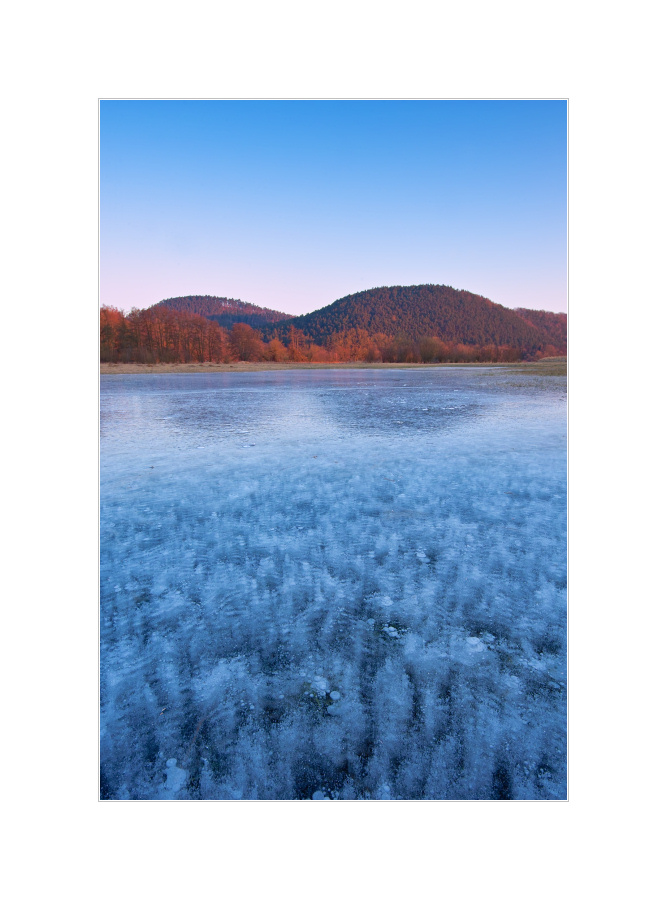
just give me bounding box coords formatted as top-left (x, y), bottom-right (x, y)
top-left (154, 295), bottom-right (293, 330)
top-left (269, 284), bottom-right (560, 350)
top-left (514, 308), bottom-right (567, 352)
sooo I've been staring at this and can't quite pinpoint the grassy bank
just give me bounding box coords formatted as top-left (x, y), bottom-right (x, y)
top-left (101, 357), bottom-right (566, 376)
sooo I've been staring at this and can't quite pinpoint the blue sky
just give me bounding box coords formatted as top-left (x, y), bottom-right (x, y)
top-left (100, 100), bottom-right (566, 315)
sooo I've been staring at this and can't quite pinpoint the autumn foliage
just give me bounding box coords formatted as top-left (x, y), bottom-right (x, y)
top-left (101, 304), bottom-right (566, 365)
top-left (101, 305), bottom-right (228, 363)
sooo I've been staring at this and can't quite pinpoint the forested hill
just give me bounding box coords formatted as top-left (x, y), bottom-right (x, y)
top-left (154, 295), bottom-right (294, 330)
top-left (268, 285), bottom-right (565, 352)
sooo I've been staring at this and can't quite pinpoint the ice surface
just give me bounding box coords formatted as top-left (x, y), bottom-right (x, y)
top-left (100, 369), bottom-right (566, 800)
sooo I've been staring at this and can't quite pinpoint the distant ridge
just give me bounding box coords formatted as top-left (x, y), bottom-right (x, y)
top-left (103, 284), bottom-right (566, 363)
top-left (148, 286), bottom-right (566, 356)
top-left (154, 295), bottom-right (293, 330)
top-left (268, 284), bottom-right (566, 353)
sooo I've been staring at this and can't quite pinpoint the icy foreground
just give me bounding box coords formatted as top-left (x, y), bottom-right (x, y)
top-left (101, 369), bottom-right (566, 799)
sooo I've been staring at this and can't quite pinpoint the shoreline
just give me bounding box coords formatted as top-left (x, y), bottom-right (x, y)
top-left (101, 358), bottom-right (566, 376)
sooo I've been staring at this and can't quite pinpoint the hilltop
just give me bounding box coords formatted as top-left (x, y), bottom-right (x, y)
top-left (154, 295), bottom-right (293, 330)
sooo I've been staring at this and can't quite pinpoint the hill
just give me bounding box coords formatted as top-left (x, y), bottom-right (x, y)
top-left (267, 284), bottom-right (565, 353)
top-left (154, 295), bottom-right (293, 330)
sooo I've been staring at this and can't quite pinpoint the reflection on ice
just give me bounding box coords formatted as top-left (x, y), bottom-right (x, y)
top-left (101, 369), bottom-right (566, 799)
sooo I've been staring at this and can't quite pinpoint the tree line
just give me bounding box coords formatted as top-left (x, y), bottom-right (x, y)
top-left (101, 306), bottom-right (227, 363)
top-left (101, 305), bottom-right (563, 364)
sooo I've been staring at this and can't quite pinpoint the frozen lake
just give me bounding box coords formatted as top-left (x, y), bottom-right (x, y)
top-left (100, 368), bottom-right (567, 799)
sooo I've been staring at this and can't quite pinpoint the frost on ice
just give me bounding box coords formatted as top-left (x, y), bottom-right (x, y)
top-left (100, 369), bottom-right (567, 800)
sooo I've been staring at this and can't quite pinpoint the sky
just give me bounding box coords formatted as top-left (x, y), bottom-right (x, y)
top-left (100, 100), bottom-right (567, 315)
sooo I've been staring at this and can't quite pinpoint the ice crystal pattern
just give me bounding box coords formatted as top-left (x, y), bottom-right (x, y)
top-left (101, 369), bottom-right (566, 799)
